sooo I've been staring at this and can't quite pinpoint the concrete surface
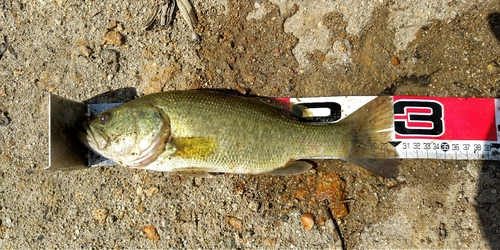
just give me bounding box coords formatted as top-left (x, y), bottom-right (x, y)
top-left (1, 0), bottom-right (500, 248)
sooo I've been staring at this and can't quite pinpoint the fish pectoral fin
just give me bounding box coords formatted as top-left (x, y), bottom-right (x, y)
top-left (174, 167), bottom-right (214, 178)
top-left (265, 160), bottom-right (313, 176)
top-left (171, 137), bottom-right (217, 159)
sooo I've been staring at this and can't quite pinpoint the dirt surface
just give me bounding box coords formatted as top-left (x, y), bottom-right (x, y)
top-left (1, 0), bottom-right (500, 248)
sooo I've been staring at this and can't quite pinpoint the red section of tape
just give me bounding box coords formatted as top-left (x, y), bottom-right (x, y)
top-left (274, 97), bottom-right (290, 104)
top-left (393, 96), bottom-right (497, 140)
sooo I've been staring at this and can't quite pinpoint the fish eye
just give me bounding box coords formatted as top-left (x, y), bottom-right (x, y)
top-left (99, 113), bottom-right (110, 124)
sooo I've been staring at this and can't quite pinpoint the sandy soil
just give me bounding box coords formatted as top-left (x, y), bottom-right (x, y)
top-left (1, 0), bottom-right (499, 248)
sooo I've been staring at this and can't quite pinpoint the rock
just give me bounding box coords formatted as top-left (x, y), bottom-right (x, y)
top-left (225, 216), bottom-right (242, 231)
top-left (101, 49), bottom-right (118, 65)
top-left (392, 56), bottom-right (400, 65)
top-left (137, 204), bottom-right (146, 213)
top-left (281, 214), bottom-right (289, 222)
top-left (263, 238), bottom-right (276, 246)
top-left (93, 208), bottom-right (109, 225)
top-left (79, 45), bottom-right (93, 57)
top-left (145, 186), bottom-right (159, 196)
top-left (103, 31), bottom-right (124, 46)
top-left (100, 49), bottom-right (119, 73)
top-left (301, 213), bottom-right (315, 231)
top-left (142, 225), bottom-right (160, 242)
top-left (293, 188), bottom-right (309, 200)
top-left (248, 200), bottom-right (260, 212)
top-left (107, 20), bottom-right (118, 30)
top-left (247, 75), bottom-right (255, 83)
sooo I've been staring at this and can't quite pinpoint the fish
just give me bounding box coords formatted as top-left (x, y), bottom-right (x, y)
top-left (79, 90), bottom-right (399, 178)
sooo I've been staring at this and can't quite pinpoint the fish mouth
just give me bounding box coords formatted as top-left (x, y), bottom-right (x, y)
top-left (78, 122), bottom-right (162, 167)
top-left (78, 122), bottom-right (107, 151)
top-left (78, 106), bottom-right (170, 168)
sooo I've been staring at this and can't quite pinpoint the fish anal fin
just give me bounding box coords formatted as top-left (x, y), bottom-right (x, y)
top-left (344, 158), bottom-right (400, 179)
top-left (265, 160), bottom-right (313, 176)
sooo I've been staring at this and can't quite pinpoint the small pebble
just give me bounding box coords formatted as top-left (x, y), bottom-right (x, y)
top-left (236, 85), bottom-right (249, 95)
top-left (79, 45), bottom-right (93, 57)
top-left (264, 238), bottom-right (276, 246)
top-left (116, 23), bottom-right (125, 32)
top-left (392, 56), bottom-right (400, 66)
top-left (234, 187), bottom-right (244, 195)
top-left (487, 63), bottom-right (499, 73)
top-left (101, 49), bottom-right (118, 65)
top-left (286, 86), bottom-right (293, 92)
top-left (247, 75), bottom-right (255, 83)
top-left (293, 188), bottom-right (309, 200)
top-left (93, 208), bottom-right (109, 225)
top-left (316, 216), bottom-right (326, 226)
top-left (142, 225), bottom-right (160, 242)
top-left (301, 213), bottom-right (315, 231)
top-left (281, 214), bottom-right (289, 222)
top-left (107, 20), bottom-right (118, 30)
top-left (103, 31), bottom-right (124, 46)
top-left (248, 201), bottom-right (260, 211)
top-left (190, 32), bottom-right (200, 42)
top-left (137, 204), bottom-right (146, 213)
top-left (226, 216), bottom-right (242, 231)
top-left (145, 186), bottom-right (159, 196)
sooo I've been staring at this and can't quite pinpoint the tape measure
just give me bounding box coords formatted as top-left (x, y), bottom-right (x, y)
top-left (283, 96), bottom-right (500, 161)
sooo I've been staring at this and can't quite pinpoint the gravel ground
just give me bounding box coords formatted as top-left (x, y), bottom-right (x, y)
top-left (1, 0), bottom-right (500, 248)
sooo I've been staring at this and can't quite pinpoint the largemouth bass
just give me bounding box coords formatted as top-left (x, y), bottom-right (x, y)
top-left (79, 90), bottom-right (399, 178)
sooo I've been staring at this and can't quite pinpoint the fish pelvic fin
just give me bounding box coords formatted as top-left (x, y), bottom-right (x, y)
top-left (338, 96), bottom-right (399, 178)
top-left (174, 168), bottom-right (214, 178)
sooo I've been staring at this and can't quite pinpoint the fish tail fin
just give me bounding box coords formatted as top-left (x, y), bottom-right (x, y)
top-left (338, 96), bottom-right (399, 178)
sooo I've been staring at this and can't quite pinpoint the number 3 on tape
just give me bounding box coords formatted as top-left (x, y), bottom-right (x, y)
top-left (393, 100), bottom-right (444, 136)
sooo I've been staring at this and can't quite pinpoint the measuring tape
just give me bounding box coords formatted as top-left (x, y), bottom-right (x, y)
top-left (283, 96), bottom-right (500, 161)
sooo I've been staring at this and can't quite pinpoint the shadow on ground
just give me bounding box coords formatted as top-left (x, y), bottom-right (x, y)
top-left (476, 11), bottom-right (500, 248)
top-left (487, 12), bottom-right (500, 42)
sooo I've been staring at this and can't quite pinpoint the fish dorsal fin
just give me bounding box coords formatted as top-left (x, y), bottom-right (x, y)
top-left (171, 137), bottom-right (217, 159)
top-left (265, 160), bottom-right (313, 176)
